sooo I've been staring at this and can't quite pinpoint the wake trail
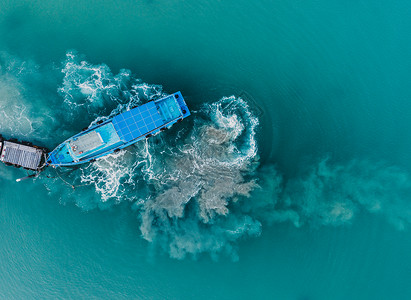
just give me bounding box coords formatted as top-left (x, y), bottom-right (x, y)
top-left (2, 50), bottom-right (411, 260)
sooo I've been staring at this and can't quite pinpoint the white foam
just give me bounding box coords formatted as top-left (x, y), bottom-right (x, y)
top-left (80, 150), bottom-right (141, 203)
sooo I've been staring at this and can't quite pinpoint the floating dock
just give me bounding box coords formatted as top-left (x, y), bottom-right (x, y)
top-left (0, 136), bottom-right (47, 171)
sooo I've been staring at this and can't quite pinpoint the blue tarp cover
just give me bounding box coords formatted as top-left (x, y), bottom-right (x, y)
top-left (112, 102), bottom-right (164, 142)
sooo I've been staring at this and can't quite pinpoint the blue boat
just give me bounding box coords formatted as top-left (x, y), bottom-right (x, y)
top-left (46, 92), bottom-right (190, 167)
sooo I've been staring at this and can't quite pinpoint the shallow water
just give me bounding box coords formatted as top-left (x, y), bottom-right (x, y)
top-left (1, 0), bottom-right (411, 299)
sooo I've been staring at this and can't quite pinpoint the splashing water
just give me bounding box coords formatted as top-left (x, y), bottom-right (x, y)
top-left (58, 51), bottom-right (164, 122)
top-left (135, 96), bottom-right (261, 259)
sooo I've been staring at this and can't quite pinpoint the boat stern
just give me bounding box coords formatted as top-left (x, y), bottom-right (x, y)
top-left (173, 91), bottom-right (191, 119)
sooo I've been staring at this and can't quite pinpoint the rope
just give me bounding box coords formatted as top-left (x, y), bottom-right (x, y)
top-left (53, 167), bottom-right (93, 190)
top-left (33, 150), bottom-right (91, 189)
top-left (54, 168), bottom-right (75, 189)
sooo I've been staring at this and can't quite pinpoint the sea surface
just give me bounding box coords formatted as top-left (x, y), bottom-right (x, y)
top-left (1, 1), bottom-right (411, 299)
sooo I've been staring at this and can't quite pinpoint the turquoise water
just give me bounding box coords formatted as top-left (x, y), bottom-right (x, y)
top-left (1, 0), bottom-right (411, 299)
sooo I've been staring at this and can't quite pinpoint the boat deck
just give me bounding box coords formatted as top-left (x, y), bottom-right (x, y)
top-left (71, 131), bottom-right (103, 155)
top-left (69, 123), bottom-right (121, 160)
